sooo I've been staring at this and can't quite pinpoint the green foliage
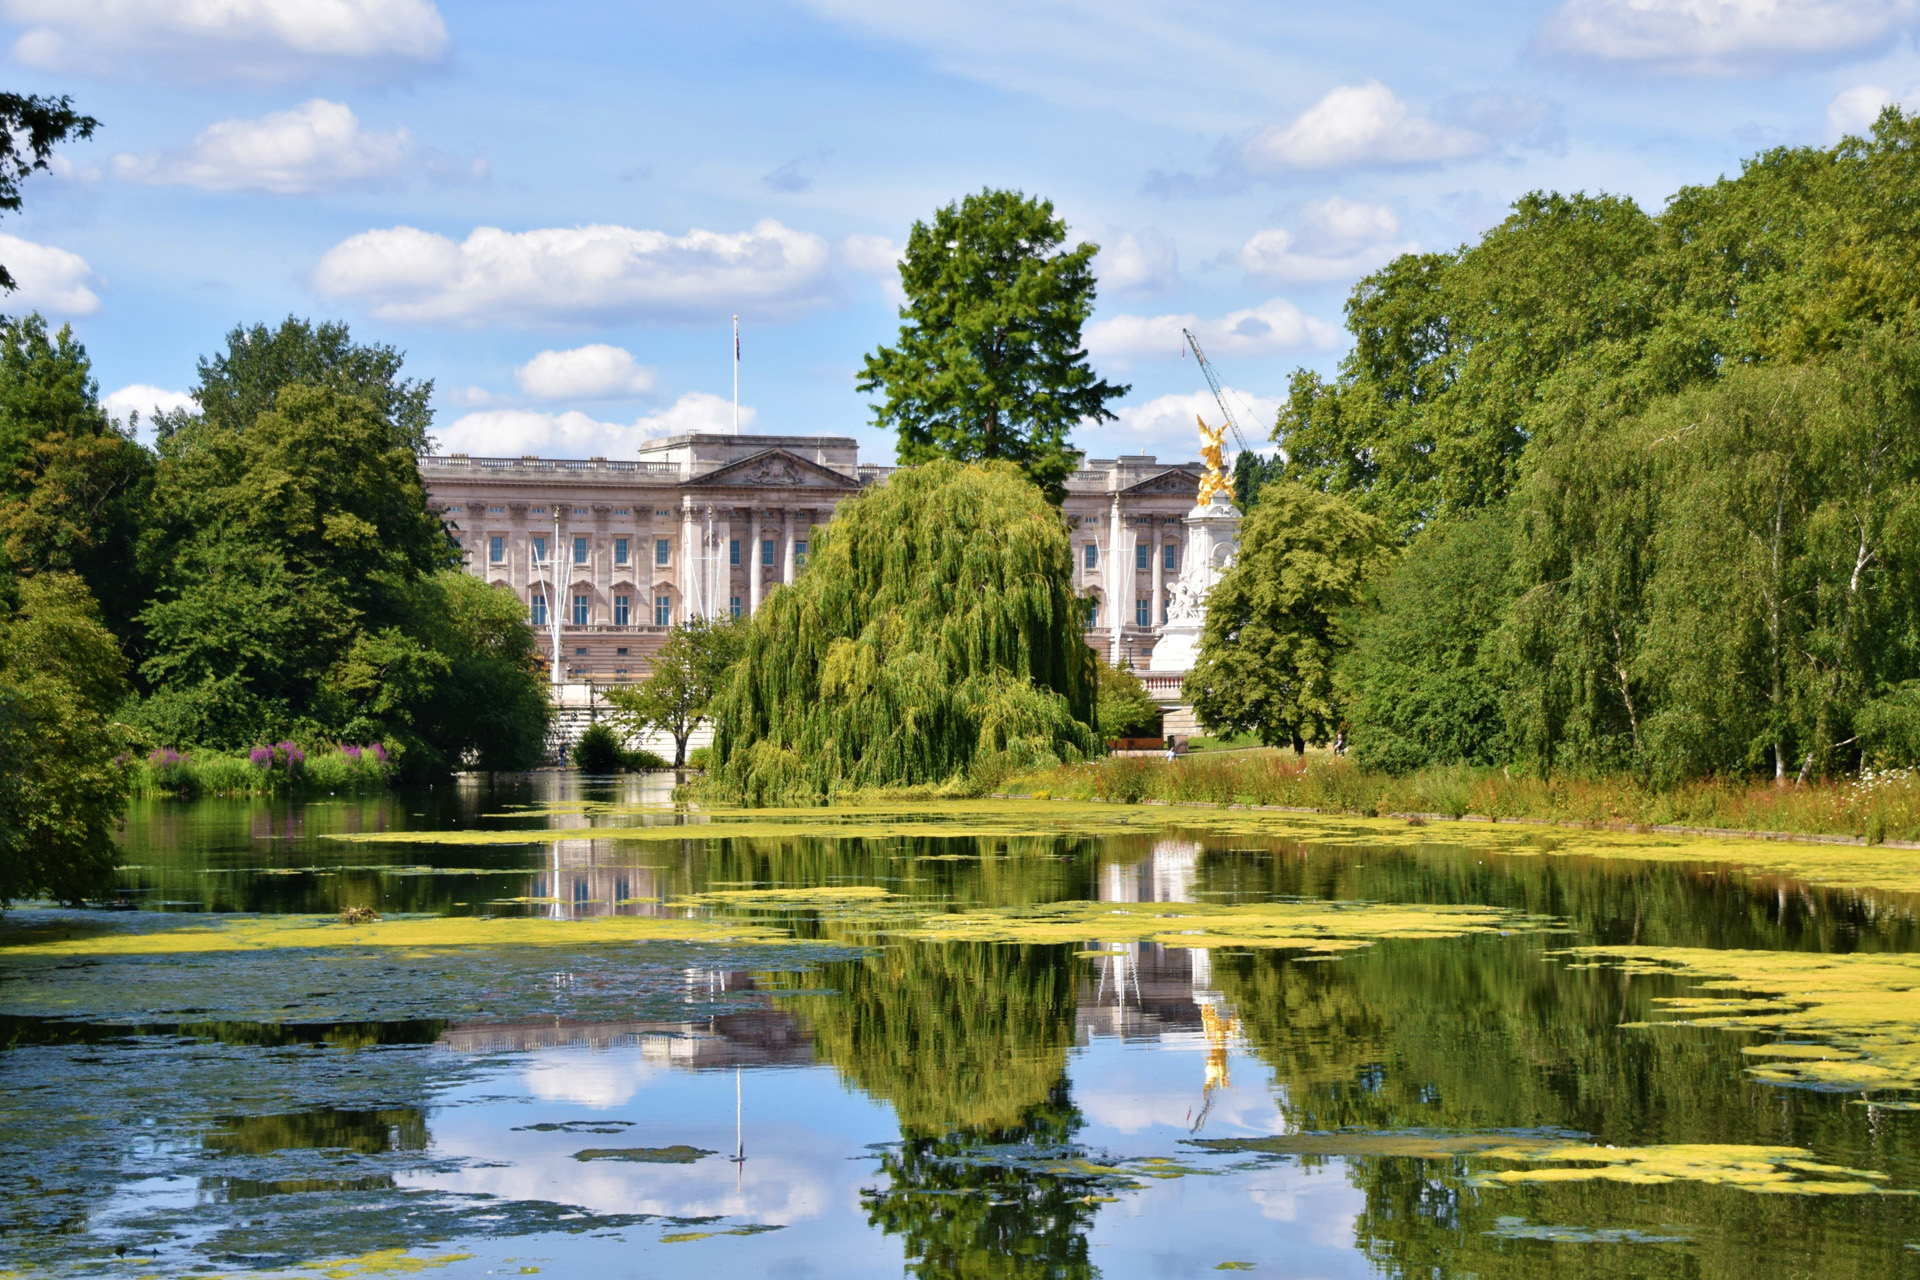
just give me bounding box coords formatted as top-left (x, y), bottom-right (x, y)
top-left (1231, 449), bottom-right (1285, 512)
top-left (1095, 661), bottom-right (1160, 739)
top-left (859, 189), bottom-right (1127, 504)
top-left (0, 573), bottom-right (128, 903)
top-left (1188, 483), bottom-right (1394, 752)
top-left (0, 94), bottom-right (98, 294)
top-left (1342, 511), bottom-right (1516, 773)
top-left (127, 744), bottom-right (389, 799)
top-left (605, 615), bottom-right (744, 767)
top-left (570, 721), bottom-right (625, 773)
top-left (0, 316), bottom-right (154, 651)
top-left (186, 317), bottom-right (435, 456)
top-left (709, 460), bottom-right (1098, 801)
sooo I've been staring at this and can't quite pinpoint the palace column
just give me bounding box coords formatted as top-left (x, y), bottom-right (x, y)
top-left (748, 506), bottom-right (763, 614)
top-left (680, 499), bottom-right (698, 621)
top-left (1107, 495), bottom-right (1126, 664)
top-left (782, 508), bottom-right (796, 585)
top-left (1150, 518), bottom-right (1164, 633)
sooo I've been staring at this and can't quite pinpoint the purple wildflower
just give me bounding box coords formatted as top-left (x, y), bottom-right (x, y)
top-left (343, 744), bottom-right (363, 763)
top-left (249, 746), bottom-right (273, 769)
top-left (147, 747), bottom-right (181, 768)
top-left (370, 742), bottom-right (389, 765)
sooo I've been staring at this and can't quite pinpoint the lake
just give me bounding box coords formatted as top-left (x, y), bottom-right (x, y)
top-left (4, 773), bottom-right (1920, 1278)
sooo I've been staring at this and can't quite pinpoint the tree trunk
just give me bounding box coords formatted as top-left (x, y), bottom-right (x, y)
top-left (674, 733), bottom-right (688, 768)
top-left (1292, 732), bottom-right (1306, 756)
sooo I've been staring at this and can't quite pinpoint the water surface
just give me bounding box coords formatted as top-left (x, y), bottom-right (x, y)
top-left (5, 774), bottom-right (1920, 1278)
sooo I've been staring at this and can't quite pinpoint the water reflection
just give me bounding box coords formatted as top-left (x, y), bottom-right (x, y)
top-left (12, 783), bottom-right (1920, 1275)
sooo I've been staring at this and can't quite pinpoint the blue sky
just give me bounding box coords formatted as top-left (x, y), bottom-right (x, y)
top-left (10, 0), bottom-right (1920, 463)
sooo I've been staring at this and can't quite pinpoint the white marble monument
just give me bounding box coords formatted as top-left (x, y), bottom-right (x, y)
top-left (1148, 420), bottom-right (1242, 674)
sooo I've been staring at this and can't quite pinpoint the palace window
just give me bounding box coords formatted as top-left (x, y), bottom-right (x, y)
top-left (762, 538), bottom-right (776, 567)
top-left (573, 536), bottom-right (588, 565)
top-left (729, 538), bottom-right (741, 566)
top-left (613, 595), bottom-right (630, 626)
top-left (1136, 542), bottom-right (1149, 571)
top-left (615, 646), bottom-right (628, 656)
top-left (614, 537), bottom-right (629, 566)
top-left (572, 593), bottom-right (589, 626)
top-left (530, 593), bottom-right (548, 626)
top-left (488, 505), bottom-right (505, 514)
top-left (730, 595), bottom-right (742, 619)
top-left (795, 540), bottom-right (809, 567)
top-left (1085, 599), bottom-right (1098, 629)
top-left (489, 535), bottom-right (504, 564)
top-left (1136, 597), bottom-right (1150, 627)
top-left (1164, 543), bottom-right (1179, 572)
top-left (572, 507), bottom-right (588, 516)
top-left (654, 508), bottom-right (672, 516)
top-left (531, 507), bottom-right (548, 516)
top-left (655, 538), bottom-right (670, 566)
top-left (655, 595), bottom-right (672, 626)
top-left (1084, 543), bottom-right (1098, 570)
top-left (574, 646), bottom-right (587, 656)
top-left (532, 536), bottom-right (548, 563)
top-left (613, 508), bottom-right (630, 516)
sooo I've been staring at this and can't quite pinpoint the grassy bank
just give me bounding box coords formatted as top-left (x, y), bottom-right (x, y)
top-left (129, 744), bottom-right (392, 799)
top-left (1009, 754), bottom-right (1920, 845)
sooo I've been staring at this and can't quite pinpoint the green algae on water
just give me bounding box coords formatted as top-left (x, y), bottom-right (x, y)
top-left (0, 911), bottom-right (792, 958)
top-left (573, 1145), bottom-right (713, 1163)
top-left (906, 898), bottom-right (1536, 951)
top-left (1566, 945), bottom-right (1920, 1093)
top-left (1469, 1142), bottom-right (1898, 1194)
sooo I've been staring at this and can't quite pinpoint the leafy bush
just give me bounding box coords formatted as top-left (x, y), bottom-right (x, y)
top-left (572, 721), bottom-right (626, 773)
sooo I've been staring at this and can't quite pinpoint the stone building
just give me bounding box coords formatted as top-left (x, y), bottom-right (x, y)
top-left (419, 431), bottom-right (1206, 688)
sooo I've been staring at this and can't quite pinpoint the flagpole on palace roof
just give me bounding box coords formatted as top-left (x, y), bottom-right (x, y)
top-left (732, 314), bottom-right (740, 435)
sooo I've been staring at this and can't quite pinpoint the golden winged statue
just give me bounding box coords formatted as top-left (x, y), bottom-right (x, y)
top-left (1195, 416), bottom-right (1231, 505)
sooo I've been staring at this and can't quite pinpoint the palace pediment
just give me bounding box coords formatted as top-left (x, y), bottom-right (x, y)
top-left (683, 448), bottom-right (861, 491)
top-left (1121, 468), bottom-right (1202, 497)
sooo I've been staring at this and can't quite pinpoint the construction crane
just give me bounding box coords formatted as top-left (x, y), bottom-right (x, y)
top-left (1181, 327), bottom-right (1251, 456)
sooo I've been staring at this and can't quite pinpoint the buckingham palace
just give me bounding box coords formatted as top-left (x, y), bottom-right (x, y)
top-left (420, 430), bottom-right (1209, 685)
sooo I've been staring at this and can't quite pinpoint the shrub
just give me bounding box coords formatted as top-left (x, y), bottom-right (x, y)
top-left (571, 721), bottom-right (626, 773)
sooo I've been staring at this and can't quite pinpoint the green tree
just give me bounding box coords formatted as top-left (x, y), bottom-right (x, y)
top-left (0, 573), bottom-right (128, 905)
top-left (1341, 511), bottom-right (1516, 773)
top-left (859, 190), bottom-right (1126, 504)
top-left (0, 316), bottom-right (154, 654)
top-left (606, 614), bottom-right (744, 768)
top-left (1095, 660), bottom-right (1160, 740)
top-left (137, 382), bottom-right (451, 750)
top-left (0, 94), bottom-right (98, 294)
top-left (175, 317), bottom-right (435, 456)
top-left (1187, 483), bottom-right (1394, 753)
top-left (709, 461), bottom-right (1098, 801)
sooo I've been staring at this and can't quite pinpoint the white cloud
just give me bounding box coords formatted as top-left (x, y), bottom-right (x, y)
top-left (1238, 203), bottom-right (1412, 286)
top-left (1084, 387), bottom-right (1284, 460)
top-left (313, 220), bottom-right (836, 326)
top-left (3, 0), bottom-right (449, 82)
top-left (839, 233), bottom-right (902, 276)
top-left (103, 383), bottom-right (195, 429)
top-left (113, 100), bottom-right (435, 194)
top-left (1827, 83), bottom-right (1920, 136)
top-left (1242, 81), bottom-right (1487, 172)
top-left (1097, 231), bottom-right (1179, 293)
top-left (439, 393), bottom-right (756, 457)
top-left (1085, 299), bottom-right (1338, 362)
top-left (1537, 0), bottom-right (1916, 73)
top-left (515, 344), bottom-right (657, 400)
top-left (0, 235), bottom-right (102, 314)
top-left (1302, 196), bottom-right (1400, 249)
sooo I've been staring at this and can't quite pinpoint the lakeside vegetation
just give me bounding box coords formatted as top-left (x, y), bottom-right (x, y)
top-left (1010, 752), bottom-right (1920, 844)
top-left (128, 742), bottom-right (394, 799)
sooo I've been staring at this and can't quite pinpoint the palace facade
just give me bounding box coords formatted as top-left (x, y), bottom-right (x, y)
top-left (420, 431), bottom-right (1207, 683)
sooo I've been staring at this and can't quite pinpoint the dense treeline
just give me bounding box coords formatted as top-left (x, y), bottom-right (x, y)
top-left (0, 315), bottom-right (549, 901)
top-left (1251, 108), bottom-right (1920, 783)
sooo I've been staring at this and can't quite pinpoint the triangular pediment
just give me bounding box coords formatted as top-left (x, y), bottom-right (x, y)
top-left (684, 448), bottom-right (861, 490)
top-left (1121, 468), bottom-right (1202, 497)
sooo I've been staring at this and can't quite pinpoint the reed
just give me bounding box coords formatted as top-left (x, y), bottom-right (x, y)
top-left (1011, 756), bottom-right (1920, 844)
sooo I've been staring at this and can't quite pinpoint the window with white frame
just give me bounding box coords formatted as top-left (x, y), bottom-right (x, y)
top-left (1135, 542), bottom-right (1149, 571)
top-left (655, 538), bottom-right (670, 566)
top-left (614, 537), bottom-right (629, 565)
top-left (530, 592), bottom-right (547, 626)
top-left (572, 593), bottom-right (588, 625)
top-left (489, 535), bottom-right (504, 564)
top-left (614, 594), bottom-right (630, 626)
top-left (1084, 543), bottom-right (1098, 570)
top-left (572, 536), bottom-right (588, 565)
top-left (1135, 597), bottom-right (1150, 627)
top-left (655, 595), bottom-right (672, 626)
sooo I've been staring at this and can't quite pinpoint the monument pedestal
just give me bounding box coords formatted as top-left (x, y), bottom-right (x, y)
top-left (1148, 491), bottom-right (1241, 674)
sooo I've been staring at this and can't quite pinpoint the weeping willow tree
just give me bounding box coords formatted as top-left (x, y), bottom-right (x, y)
top-left (708, 460), bottom-right (1098, 801)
